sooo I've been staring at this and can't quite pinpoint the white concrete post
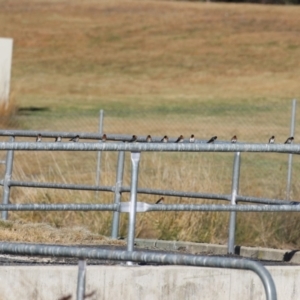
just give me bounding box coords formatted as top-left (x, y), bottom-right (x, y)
top-left (0, 38), bottom-right (13, 106)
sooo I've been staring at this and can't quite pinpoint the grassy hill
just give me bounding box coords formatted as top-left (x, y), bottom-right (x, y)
top-left (1, 0), bottom-right (300, 248)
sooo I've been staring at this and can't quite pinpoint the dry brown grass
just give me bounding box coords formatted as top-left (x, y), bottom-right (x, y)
top-left (1, 0), bottom-right (300, 109)
top-left (0, 0), bottom-right (300, 248)
top-left (0, 219), bottom-right (125, 245)
top-left (0, 93), bottom-right (18, 128)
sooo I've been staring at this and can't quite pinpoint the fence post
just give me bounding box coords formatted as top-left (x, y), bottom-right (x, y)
top-left (287, 99), bottom-right (297, 200)
top-left (76, 259), bottom-right (86, 300)
top-left (95, 109), bottom-right (104, 197)
top-left (228, 152), bottom-right (241, 254)
top-left (2, 135), bottom-right (14, 220)
top-left (111, 150), bottom-right (125, 239)
top-left (126, 152), bottom-right (141, 263)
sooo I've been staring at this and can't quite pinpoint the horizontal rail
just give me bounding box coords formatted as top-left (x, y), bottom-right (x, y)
top-left (0, 204), bottom-right (118, 211)
top-left (0, 203), bottom-right (299, 212)
top-left (0, 131), bottom-right (209, 143)
top-left (7, 180), bottom-right (115, 192)
top-left (0, 142), bottom-right (299, 154)
top-left (122, 187), bottom-right (293, 206)
top-left (142, 204), bottom-right (300, 212)
top-left (0, 242), bottom-right (277, 300)
top-left (0, 179), bottom-right (293, 206)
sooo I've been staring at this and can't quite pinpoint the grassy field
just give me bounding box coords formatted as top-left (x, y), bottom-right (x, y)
top-left (1, 0), bottom-right (300, 248)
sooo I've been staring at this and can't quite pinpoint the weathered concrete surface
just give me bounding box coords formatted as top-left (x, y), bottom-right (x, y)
top-left (0, 265), bottom-right (300, 300)
top-left (135, 239), bottom-right (300, 263)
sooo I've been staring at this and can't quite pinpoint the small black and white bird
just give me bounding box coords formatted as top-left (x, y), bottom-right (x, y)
top-left (102, 134), bottom-right (107, 142)
top-left (55, 136), bottom-right (62, 142)
top-left (189, 134), bottom-right (195, 143)
top-left (70, 135), bottom-right (79, 142)
top-left (129, 135), bottom-right (138, 143)
top-left (207, 136), bottom-right (217, 143)
top-left (146, 135), bottom-right (152, 143)
top-left (269, 136), bottom-right (275, 144)
top-left (161, 135), bottom-right (168, 143)
top-left (284, 136), bottom-right (294, 144)
top-left (175, 135), bottom-right (184, 143)
top-left (155, 197), bottom-right (164, 204)
top-left (36, 134), bottom-right (42, 142)
top-left (231, 135), bottom-right (237, 143)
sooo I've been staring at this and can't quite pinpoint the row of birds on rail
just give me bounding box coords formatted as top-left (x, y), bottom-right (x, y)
top-left (35, 134), bottom-right (294, 144)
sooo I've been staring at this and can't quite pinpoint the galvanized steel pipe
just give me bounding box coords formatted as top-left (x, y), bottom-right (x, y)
top-left (2, 136), bottom-right (14, 220)
top-left (127, 152), bottom-right (141, 254)
top-left (0, 204), bottom-right (118, 211)
top-left (0, 203), bottom-right (299, 212)
top-left (0, 242), bottom-right (277, 300)
top-left (111, 151), bottom-right (125, 239)
top-left (0, 141), bottom-right (299, 154)
top-left (7, 180), bottom-right (115, 192)
top-left (228, 152), bottom-right (241, 254)
top-left (77, 260), bottom-right (86, 300)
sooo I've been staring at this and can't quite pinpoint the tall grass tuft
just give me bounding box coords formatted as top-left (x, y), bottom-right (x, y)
top-left (0, 93), bottom-right (18, 129)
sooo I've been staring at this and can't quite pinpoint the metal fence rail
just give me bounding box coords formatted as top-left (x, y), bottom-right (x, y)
top-left (0, 140), bottom-right (299, 246)
top-left (0, 242), bottom-right (277, 300)
top-left (0, 180), bottom-right (293, 205)
top-left (0, 203), bottom-right (300, 212)
top-left (0, 135), bottom-right (298, 299)
top-left (0, 140), bottom-right (300, 153)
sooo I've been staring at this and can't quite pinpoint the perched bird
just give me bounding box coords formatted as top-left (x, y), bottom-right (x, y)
top-left (284, 137), bottom-right (294, 144)
top-left (70, 135), bottom-right (79, 142)
top-left (161, 135), bottom-right (168, 143)
top-left (175, 135), bottom-right (184, 143)
top-left (129, 135), bottom-right (137, 143)
top-left (207, 136), bottom-right (217, 143)
top-left (189, 134), bottom-right (195, 143)
top-left (269, 136), bottom-right (275, 144)
top-left (231, 135), bottom-right (237, 143)
top-left (155, 197), bottom-right (164, 204)
top-left (102, 134), bottom-right (107, 142)
top-left (146, 135), bottom-right (152, 143)
top-left (55, 136), bottom-right (62, 142)
top-left (36, 134), bottom-right (42, 142)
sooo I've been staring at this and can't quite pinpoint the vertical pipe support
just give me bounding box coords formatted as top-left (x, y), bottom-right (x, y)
top-left (111, 150), bottom-right (125, 239)
top-left (228, 152), bottom-right (241, 254)
top-left (76, 259), bottom-right (86, 300)
top-left (127, 152), bottom-right (141, 257)
top-left (287, 99), bottom-right (297, 200)
top-left (95, 109), bottom-right (104, 197)
top-left (2, 135), bottom-right (14, 220)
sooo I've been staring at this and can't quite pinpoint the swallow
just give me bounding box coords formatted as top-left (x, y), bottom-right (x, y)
top-left (55, 136), bottom-right (62, 142)
top-left (284, 137), bottom-right (294, 144)
top-left (175, 135), bottom-right (184, 143)
top-left (161, 135), bottom-right (168, 143)
top-left (146, 135), bottom-right (152, 142)
top-left (102, 134), bottom-right (107, 142)
top-left (207, 136), bottom-right (217, 143)
top-left (269, 136), bottom-right (275, 144)
top-left (155, 197), bottom-right (164, 204)
top-left (70, 135), bottom-right (79, 142)
top-left (36, 134), bottom-right (42, 142)
top-left (231, 135), bottom-right (237, 143)
top-left (189, 134), bottom-right (195, 143)
top-left (129, 135), bottom-right (137, 142)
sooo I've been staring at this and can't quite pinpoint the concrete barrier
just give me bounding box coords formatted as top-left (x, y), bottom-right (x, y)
top-left (0, 265), bottom-right (299, 300)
